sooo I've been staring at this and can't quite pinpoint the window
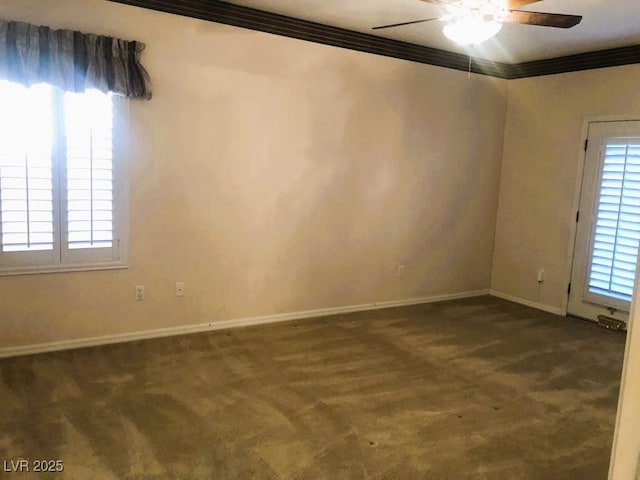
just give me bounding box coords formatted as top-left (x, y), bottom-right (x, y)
top-left (0, 79), bottom-right (128, 274)
top-left (587, 139), bottom-right (640, 303)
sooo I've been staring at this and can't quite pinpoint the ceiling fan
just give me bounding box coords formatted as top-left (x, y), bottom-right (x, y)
top-left (372, 0), bottom-right (582, 46)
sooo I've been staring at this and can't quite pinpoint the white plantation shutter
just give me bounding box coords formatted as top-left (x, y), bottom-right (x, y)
top-left (0, 82), bottom-right (56, 265)
top-left (0, 79), bottom-right (127, 273)
top-left (0, 159), bottom-right (54, 252)
top-left (587, 140), bottom-right (640, 304)
top-left (64, 90), bottom-right (114, 250)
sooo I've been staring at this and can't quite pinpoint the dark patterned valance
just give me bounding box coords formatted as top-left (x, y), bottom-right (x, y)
top-left (0, 19), bottom-right (151, 99)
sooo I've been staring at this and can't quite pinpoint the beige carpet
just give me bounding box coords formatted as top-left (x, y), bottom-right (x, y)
top-left (0, 296), bottom-right (626, 479)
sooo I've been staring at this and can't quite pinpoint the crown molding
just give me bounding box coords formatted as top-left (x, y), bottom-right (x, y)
top-left (108, 0), bottom-right (640, 80)
top-left (508, 44), bottom-right (640, 79)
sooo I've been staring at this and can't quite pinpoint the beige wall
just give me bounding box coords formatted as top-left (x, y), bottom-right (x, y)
top-left (0, 0), bottom-right (507, 348)
top-left (491, 65), bottom-right (640, 310)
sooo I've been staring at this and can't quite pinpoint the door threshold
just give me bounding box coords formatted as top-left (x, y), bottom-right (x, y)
top-left (596, 315), bottom-right (626, 331)
top-left (566, 314), bottom-right (627, 333)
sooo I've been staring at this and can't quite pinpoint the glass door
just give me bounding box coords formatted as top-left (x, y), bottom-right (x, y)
top-left (568, 121), bottom-right (640, 325)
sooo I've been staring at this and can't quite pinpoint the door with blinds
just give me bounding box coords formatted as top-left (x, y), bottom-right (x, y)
top-left (568, 120), bottom-right (640, 325)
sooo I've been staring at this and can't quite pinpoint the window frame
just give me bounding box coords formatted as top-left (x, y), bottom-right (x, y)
top-left (0, 84), bottom-right (129, 276)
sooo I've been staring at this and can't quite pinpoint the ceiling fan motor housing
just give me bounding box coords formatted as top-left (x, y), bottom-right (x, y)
top-left (446, 0), bottom-right (509, 23)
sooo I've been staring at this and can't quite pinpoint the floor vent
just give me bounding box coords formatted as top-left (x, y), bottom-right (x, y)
top-left (597, 315), bottom-right (626, 331)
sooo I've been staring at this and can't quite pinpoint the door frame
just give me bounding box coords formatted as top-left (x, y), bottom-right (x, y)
top-left (562, 114), bottom-right (640, 317)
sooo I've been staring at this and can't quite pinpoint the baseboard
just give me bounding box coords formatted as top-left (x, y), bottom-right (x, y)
top-left (0, 289), bottom-right (490, 359)
top-left (489, 290), bottom-right (565, 316)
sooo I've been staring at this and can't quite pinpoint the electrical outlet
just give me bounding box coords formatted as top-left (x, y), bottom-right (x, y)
top-left (175, 282), bottom-right (185, 297)
top-left (136, 285), bottom-right (145, 301)
top-left (537, 269), bottom-right (545, 283)
top-left (397, 265), bottom-right (406, 277)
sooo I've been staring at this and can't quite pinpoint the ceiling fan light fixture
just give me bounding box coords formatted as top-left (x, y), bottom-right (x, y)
top-left (443, 16), bottom-right (502, 45)
top-left (441, 0), bottom-right (508, 46)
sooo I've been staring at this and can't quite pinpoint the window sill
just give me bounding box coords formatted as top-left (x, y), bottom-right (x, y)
top-left (0, 262), bottom-right (129, 277)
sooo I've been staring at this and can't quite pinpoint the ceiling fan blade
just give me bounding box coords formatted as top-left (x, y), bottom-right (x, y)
top-left (372, 18), bottom-right (439, 30)
top-left (507, 0), bottom-right (541, 9)
top-left (505, 10), bottom-right (582, 28)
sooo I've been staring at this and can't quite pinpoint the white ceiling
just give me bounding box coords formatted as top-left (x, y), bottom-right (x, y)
top-left (225, 0), bottom-right (640, 63)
